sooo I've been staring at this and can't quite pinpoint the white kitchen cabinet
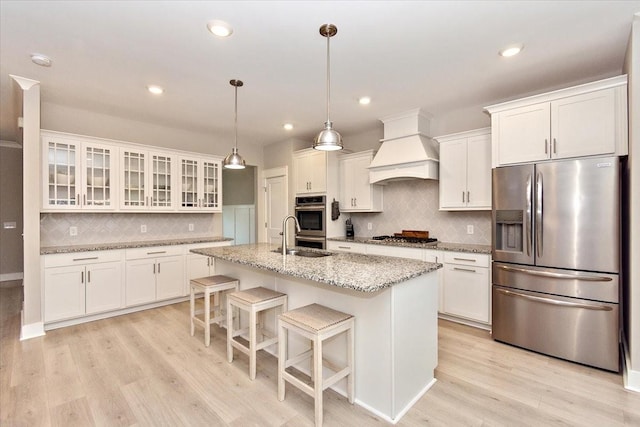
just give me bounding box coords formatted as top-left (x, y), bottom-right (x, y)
top-left (423, 249), bottom-right (444, 313)
top-left (179, 157), bottom-right (222, 211)
top-left (339, 150), bottom-right (383, 212)
top-left (293, 149), bottom-right (327, 194)
top-left (441, 251), bottom-right (490, 325)
top-left (120, 149), bottom-right (177, 211)
top-left (42, 132), bottom-right (118, 211)
top-left (43, 250), bottom-right (124, 322)
top-left (125, 246), bottom-right (185, 306)
top-left (436, 128), bottom-right (491, 210)
top-left (486, 75), bottom-right (628, 167)
top-left (326, 240), bottom-right (367, 254)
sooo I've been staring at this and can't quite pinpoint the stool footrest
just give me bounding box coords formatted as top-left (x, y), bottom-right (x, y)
top-left (282, 371), bottom-right (314, 398)
top-left (323, 367), bottom-right (351, 390)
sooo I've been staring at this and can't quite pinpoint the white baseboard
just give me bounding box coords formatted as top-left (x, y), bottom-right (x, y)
top-left (0, 272), bottom-right (24, 283)
top-left (20, 310), bottom-right (45, 340)
top-left (621, 334), bottom-right (640, 393)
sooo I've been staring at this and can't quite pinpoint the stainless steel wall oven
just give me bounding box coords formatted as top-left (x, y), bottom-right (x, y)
top-left (294, 195), bottom-right (326, 249)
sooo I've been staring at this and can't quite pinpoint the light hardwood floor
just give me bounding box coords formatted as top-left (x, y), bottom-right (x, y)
top-left (1, 281), bottom-right (639, 426)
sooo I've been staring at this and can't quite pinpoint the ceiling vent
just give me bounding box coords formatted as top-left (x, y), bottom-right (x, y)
top-left (368, 109), bottom-right (439, 184)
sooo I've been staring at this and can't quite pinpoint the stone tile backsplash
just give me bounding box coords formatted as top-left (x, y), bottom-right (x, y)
top-left (344, 180), bottom-right (492, 245)
top-left (40, 213), bottom-right (221, 246)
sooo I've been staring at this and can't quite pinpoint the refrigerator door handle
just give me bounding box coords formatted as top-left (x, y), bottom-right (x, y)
top-left (535, 171), bottom-right (543, 258)
top-left (495, 264), bottom-right (613, 282)
top-left (495, 288), bottom-right (613, 311)
top-left (525, 174), bottom-right (532, 257)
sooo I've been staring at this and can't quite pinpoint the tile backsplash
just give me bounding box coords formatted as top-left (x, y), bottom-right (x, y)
top-left (40, 213), bottom-right (221, 246)
top-left (344, 180), bottom-right (491, 245)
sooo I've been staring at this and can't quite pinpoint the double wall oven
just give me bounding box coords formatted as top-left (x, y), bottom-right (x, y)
top-left (294, 195), bottom-right (326, 249)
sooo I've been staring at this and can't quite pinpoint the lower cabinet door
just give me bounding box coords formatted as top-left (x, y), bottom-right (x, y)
top-left (186, 254), bottom-right (213, 282)
top-left (86, 261), bottom-right (123, 314)
top-left (44, 265), bottom-right (85, 322)
top-left (125, 258), bottom-right (157, 306)
top-left (156, 255), bottom-right (185, 300)
top-left (442, 263), bottom-right (490, 323)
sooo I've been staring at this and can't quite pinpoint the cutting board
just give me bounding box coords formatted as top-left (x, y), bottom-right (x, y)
top-left (394, 230), bottom-right (429, 238)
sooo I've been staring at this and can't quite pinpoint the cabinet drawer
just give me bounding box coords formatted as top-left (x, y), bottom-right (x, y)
top-left (326, 241), bottom-right (367, 254)
top-left (367, 244), bottom-right (423, 260)
top-left (44, 250), bottom-right (123, 268)
top-left (443, 251), bottom-right (489, 267)
top-left (125, 245), bottom-right (184, 260)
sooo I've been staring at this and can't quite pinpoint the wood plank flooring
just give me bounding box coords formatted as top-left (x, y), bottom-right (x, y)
top-left (1, 281), bottom-right (639, 426)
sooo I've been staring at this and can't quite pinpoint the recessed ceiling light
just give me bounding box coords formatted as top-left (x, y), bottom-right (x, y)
top-left (207, 20), bottom-right (233, 37)
top-left (499, 44), bottom-right (524, 57)
top-left (358, 96), bottom-right (371, 105)
top-left (31, 53), bottom-right (52, 67)
top-left (283, 123), bottom-right (294, 131)
top-left (147, 85), bottom-right (164, 95)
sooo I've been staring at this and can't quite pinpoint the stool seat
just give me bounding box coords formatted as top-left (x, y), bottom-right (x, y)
top-left (190, 275), bottom-right (239, 347)
top-left (278, 303), bottom-right (355, 427)
top-left (227, 287), bottom-right (288, 380)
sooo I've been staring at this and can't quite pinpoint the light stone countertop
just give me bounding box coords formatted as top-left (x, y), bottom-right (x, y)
top-left (41, 236), bottom-right (233, 255)
top-left (191, 243), bottom-right (442, 293)
top-left (327, 236), bottom-right (491, 254)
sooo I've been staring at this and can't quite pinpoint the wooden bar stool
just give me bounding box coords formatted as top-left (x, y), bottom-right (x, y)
top-left (226, 287), bottom-right (288, 380)
top-left (189, 275), bottom-right (239, 347)
top-left (277, 303), bottom-right (355, 427)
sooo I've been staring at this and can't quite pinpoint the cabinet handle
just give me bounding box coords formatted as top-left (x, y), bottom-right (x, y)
top-left (453, 257), bottom-right (476, 262)
top-left (462, 191), bottom-right (465, 203)
top-left (73, 256), bottom-right (99, 261)
top-left (87, 270), bottom-right (91, 283)
top-left (467, 191), bottom-right (470, 203)
top-left (147, 251), bottom-right (166, 255)
top-left (453, 267), bottom-right (477, 273)
top-left (76, 194), bottom-right (80, 205)
top-left (83, 194), bottom-right (86, 205)
top-left (338, 246), bottom-right (351, 250)
top-left (354, 198), bottom-right (357, 207)
top-left (153, 263), bottom-right (156, 274)
top-left (207, 257), bottom-right (210, 267)
top-left (553, 138), bottom-right (557, 154)
top-left (81, 271), bottom-right (84, 283)
top-left (544, 138), bottom-right (548, 154)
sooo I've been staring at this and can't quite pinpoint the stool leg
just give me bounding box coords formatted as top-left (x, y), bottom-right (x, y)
top-left (278, 320), bottom-right (286, 401)
top-left (204, 290), bottom-right (211, 347)
top-left (227, 300), bottom-right (234, 363)
top-left (347, 323), bottom-right (354, 404)
top-left (314, 336), bottom-right (323, 427)
top-left (189, 285), bottom-right (195, 337)
top-left (249, 306), bottom-right (257, 380)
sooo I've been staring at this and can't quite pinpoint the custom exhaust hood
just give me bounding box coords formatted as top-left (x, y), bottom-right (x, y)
top-left (368, 109), bottom-right (439, 184)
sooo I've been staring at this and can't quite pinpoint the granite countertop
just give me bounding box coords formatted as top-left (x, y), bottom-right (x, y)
top-left (327, 236), bottom-right (491, 254)
top-left (191, 243), bottom-right (442, 293)
top-left (41, 236), bottom-right (233, 255)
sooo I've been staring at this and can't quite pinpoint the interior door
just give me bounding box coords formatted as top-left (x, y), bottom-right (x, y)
top-left (264, 174), bottom-right (287, 245)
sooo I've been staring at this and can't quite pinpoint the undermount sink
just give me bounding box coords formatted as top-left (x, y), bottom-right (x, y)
top-left (273, 249), bottom-right (332, 258)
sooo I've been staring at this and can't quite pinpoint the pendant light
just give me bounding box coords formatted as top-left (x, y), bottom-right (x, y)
top-left (313, 24), bottom-right (343, 151)
top-left (223, 79), bottom-right (246, 169)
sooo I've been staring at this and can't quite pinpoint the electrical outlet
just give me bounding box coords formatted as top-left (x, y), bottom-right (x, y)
top-left (188, 223), bottom-right (194, 232)
top-left (467, 225), bottom-right (474, 235)
top-left (69, 226), bottom-right (78, 236)
top-left (141, 224), bottom-right (147, 233)
top-left (367, 222), bottom-right (372, 230)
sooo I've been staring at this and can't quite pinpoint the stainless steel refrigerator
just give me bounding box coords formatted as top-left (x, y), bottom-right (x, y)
top-left (492, 156), bottom-right (620, 371)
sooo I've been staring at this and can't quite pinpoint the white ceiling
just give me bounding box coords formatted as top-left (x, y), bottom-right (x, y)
top-left (1, 1), bottom-right (639, 149)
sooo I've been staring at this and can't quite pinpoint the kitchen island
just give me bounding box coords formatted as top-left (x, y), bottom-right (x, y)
top-left (191, 243), bottom-right (441, 423)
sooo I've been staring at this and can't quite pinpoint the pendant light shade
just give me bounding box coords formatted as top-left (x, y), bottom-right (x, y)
top-left (313, 24), bottom-right (343, 151)
top-left (224, 79), bottom-right (246, 170)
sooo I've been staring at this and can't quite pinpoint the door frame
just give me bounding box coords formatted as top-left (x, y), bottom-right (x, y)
top-left (260, 166), bottom-right (288, 243)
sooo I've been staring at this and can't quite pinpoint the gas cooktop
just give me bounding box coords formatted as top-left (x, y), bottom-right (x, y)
top-left (371, 235), bottom-right (438, 244)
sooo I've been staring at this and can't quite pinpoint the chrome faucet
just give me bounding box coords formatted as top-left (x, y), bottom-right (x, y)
top-left (281, 215), bottom-right (301, 255)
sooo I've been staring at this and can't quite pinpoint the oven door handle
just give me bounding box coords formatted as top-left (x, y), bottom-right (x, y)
top-left (295, 235), bottom-right (326, 242)
top-left (295, 206), bottom-right (325, 211)
top-left (495, 288), bottom-right (612, 311)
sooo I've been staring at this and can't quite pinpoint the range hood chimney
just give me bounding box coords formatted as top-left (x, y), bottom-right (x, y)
top-left (368, 109), bottom-right (439, 184)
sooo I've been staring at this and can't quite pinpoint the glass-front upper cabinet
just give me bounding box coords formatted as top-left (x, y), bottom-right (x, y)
top-left (121, 149), bottom-right (176, 210)
top-left (179, 157), bottom-right (221, 211)
top-left (42, 132), bottom-right (117, 211)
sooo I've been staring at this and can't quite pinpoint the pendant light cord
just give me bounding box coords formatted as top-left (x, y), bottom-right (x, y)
top-left (234, 84), bottom-right (238, 150)
top-left (326, 34), bottom-right (331, 123)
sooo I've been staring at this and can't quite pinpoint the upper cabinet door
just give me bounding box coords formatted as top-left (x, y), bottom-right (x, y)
top-left (42, 134), bottom-right (117, 211)
top-left (465, 134), bottom-right (492, 209)
top-left (179, 157), bottom-right (222, 212)
top-left (551, 88), bottom-right (617, 159)
top-left (495, 102), bottom-right (551, 166)
top-left (438, 138), bottom-right (468, 209)
top-left (149, 152), bottom-right (176, 210)
top-left (293, 149), bottom-right (327, 194)
top-left (121, 149), bottom-right (148, 209)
